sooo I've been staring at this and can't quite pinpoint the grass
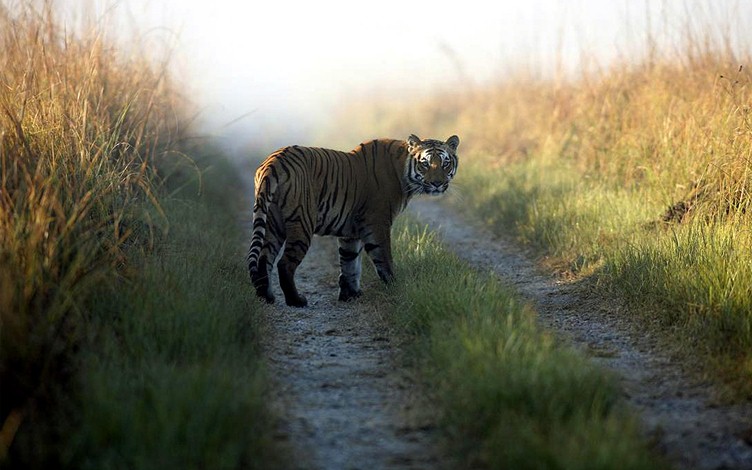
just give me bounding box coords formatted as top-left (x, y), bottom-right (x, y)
top-left (458, 158), bottom-right (752, 380)
top-left (387, 217), bottom-right (663, 469)
top-left (606, 223), bottom-right (752, 364)
top-left (0, 3), bottom-right (273, 467)
top-left (1, 2), bottom-right (178, 461)
top-left (61, 160), bottom-right (273, 470)
top-left (328, 14), bottom-right (752, 394)
top-left (455, 158), bottom-right (752, 393)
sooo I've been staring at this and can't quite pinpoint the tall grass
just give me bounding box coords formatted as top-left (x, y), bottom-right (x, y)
top-left (329, 14), bottom-right (752, 391)
top-left (63, 160), bottom-right (274, 469)
top-left (0, 1), bottom-right (189, 463)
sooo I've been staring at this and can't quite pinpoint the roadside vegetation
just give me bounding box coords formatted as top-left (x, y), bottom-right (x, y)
top-left (331, 20), bottom-right (752, 395)
top-left (65, 159), bottom-right (273, 470)
top-left (0, 3), bottom-right (271, 467)
top-left (386, 218), bottom-right (663, 468)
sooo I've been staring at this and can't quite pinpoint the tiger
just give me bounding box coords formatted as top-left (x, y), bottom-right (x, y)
top-left (247, 134), bottom-right (460, 307)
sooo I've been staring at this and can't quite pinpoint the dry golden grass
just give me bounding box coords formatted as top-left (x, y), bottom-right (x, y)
top-left (0, 1), bottom-right (189, 457)
top-left (334, 49), bottom-right (752, 218)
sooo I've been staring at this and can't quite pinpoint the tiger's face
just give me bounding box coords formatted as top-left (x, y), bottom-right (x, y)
top-left (405, 134), bottom-right (460, 195)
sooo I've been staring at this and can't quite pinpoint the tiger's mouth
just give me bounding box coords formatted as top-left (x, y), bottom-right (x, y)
top-left (423, 183), bottom-right (448, 195)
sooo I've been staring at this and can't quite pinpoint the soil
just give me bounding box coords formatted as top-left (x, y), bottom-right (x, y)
top-left (409, 198), bottom-right (752, 470)
top-left (256, 235), bottom-right (442, 470)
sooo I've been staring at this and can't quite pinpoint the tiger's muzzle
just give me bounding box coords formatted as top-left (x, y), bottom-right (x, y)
top-left (424, 181), bottom-right (449, 195)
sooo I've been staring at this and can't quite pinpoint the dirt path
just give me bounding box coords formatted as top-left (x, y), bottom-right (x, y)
top-left (409, 198), bottom-right (752, 470)
top-left (259, 235), bottom-right (441, 469)
top-left (237, 163), bottom-right (440, 469)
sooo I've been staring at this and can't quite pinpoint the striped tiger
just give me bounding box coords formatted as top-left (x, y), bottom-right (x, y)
top-left (247, 134), bottom-right (460, 307)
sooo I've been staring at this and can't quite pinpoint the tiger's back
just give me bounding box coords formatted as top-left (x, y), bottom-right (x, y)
top-left (258, 139), bottom-right (407, 239)
top-left (248, 135), bottom-right (459, 307)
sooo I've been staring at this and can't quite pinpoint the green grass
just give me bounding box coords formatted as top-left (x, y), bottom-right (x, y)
top-left (453, 157), bottom-right (752, 394)
top-left (387, 218), bottom-right (663, 469)
top-left (457, 159), bottom-right (663, 274)
top-left (607, 223), bottom-right (752, 371)
top-left (61, 161), bottom-right (274, 470)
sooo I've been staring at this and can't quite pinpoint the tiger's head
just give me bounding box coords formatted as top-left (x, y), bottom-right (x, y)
top-left (405, 134), bottom-right (460, 195)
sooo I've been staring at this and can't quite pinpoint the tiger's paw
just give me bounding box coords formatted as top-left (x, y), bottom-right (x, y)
top-left (338, 287), bottom-right (363, 302)
top-left (285, 294), bottom-right (308, 308)
top-left (255, 287), bottom-right (275, 304)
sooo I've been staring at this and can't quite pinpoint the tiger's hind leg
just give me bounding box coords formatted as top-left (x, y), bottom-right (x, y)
top-left (338, 237), bottom-right (363, 302)
top-left (250, 204), bottom-right (284, 303)
top-left (277, 220), bottom-right (312, 308)
top-left (251, 253), bottom-right (275, 303)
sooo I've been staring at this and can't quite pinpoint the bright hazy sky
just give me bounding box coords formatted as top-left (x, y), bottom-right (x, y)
top-left (84, 0), bottom-right (747, 152)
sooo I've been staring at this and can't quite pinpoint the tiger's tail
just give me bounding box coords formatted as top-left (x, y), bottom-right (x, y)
top-left (247, 169), bottom-right (277, 302)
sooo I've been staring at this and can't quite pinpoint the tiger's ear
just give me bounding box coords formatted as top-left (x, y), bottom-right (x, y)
top-left (407, 134), bottom-right (422, 152)
top-left (446, 135), bottom-right (460, 152)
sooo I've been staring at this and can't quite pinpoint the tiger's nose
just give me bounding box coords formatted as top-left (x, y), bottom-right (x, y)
top-left (430, 181), bottom-right (444, 189)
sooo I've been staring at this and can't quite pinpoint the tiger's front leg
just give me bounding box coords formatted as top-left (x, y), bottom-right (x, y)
top-left (363, 227), bottom-right (395, 284)
top-left (338, 237), bottom-right (363, 301)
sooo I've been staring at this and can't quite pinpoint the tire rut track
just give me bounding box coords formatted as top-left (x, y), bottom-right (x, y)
top-left (258, 235), bottom-right (441, 470)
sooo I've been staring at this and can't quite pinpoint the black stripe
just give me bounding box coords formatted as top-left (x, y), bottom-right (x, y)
top-left (372, 140), bottom-right (380, 188)
top-left (338, 247), bottom-right (360, 262)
